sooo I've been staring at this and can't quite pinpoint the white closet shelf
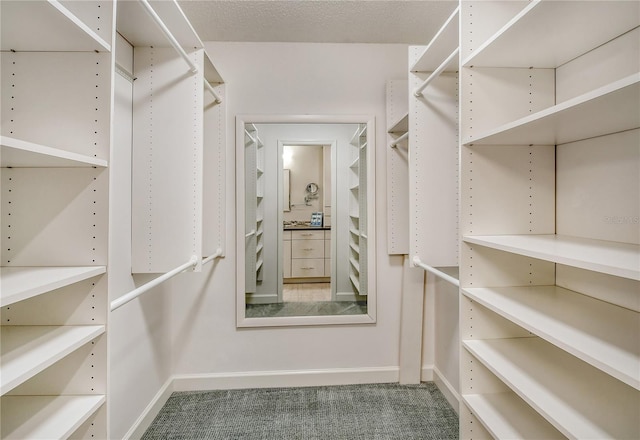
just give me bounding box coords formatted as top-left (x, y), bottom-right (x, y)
top-left (463, 285), bottom-right (640, 389)
top-left (350, 257), bottom-right (360, 273)
top-left (349, 273), bottom-right (360, 292)
top-left (0, 136), bottom-right (108, 168)
top-left (349, 158), bottom-right (359, 169)
top-left (462, 1), bottom-right (639, 68)
top-left (116, 0), bottom-right (202, 50)
top-left (411, 6), bottom-right (459, 72)
top-left (463, 74), bottom-right (640, 146)
top-left (1, 395), bottom-right (105, 440)
top-left (350, 184), bottom-right (359, 192)
top-left (387, 113), bottom-right (409, 134)
top-left (463, 338), bottom-right (640, 439)
top-left (463, 393), bottom-right (564, 440)
top-left (0, 266), bottom-right (106, 308)
top-left (350, 242), bottom-right (360, 254)
top-left (463, 234), bottom-right (640, 281)
top-left (1, 325), bottom-right (105, 395)
top-left (0, 0), bottom-right (110, 52)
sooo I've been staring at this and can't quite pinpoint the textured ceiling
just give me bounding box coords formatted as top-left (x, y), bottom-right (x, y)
top-left (177, 1), bottom-right (458, 44)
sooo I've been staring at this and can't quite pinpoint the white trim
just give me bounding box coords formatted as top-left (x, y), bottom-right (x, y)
top-left (123, 378), bottom-right (174, 440)
top-left (173, 367), bottom-right (400, 392)
top-left (431, 366), bottom-right (460, 415)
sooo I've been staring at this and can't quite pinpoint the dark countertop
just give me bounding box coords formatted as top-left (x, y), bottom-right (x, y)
top-left (284, 226), bottom-right (331, 231)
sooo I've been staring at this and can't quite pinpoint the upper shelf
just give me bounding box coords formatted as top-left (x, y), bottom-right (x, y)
top-left (411, 6), bottom-right (459, 73)
top-left (0, 0), bottom-right (111, 52)
top-left (463, 1), bottom-right (639, 68)
top-left (463, 234), bottom-right (640, 281)
top-left (463, 74), bottom-right (640, 146)
top-left (0, 136), bottom-right (108, 168)
top-left (463, 285), bottom-right (640, 390)
top-left (117, 0), bottom-right (224, 83)
top-left (0, 266), bottom-right (106, 308)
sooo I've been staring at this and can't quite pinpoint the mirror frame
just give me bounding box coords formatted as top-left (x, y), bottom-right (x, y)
top-left (236, 114), bottom-right (377, 328)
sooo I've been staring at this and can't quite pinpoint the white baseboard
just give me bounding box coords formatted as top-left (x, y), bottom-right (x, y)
top-left (420, 364), bottom-right (434, 382)
top-left (173, 366), bottom-right (400, 392)
top-left (430, 366), bottom-right (460, 415)
top-left (123, 378), bottom-right (174, 440)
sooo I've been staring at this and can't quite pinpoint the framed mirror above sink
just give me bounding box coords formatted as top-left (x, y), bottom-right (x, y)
top-left (236, 115), bottom-right (377, 327)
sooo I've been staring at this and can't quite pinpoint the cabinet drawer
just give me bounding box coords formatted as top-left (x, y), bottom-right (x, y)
top-left (291, 239), bottom-right (324, 258)
top-left (291, 259), bottom-right (325, 278)
top-left (291, 230), bottom-right (324, 240)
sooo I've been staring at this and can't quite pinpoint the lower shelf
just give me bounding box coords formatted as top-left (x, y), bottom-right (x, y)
top-left (1, 395), bottom-right (105, 439)
top-left (463, 393), bottom-right (563, 439)
top-left (1, 325), bottom-right (105, 394)
top-left (463, 337), bottom-right (640, 439)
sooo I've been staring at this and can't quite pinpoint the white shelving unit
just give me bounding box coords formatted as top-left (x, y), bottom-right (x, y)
top-left (409, 5), bottom-right (459, 277)
top-left (386, 80), bottom-right (409, 255)
top-left (459, 1), bottom-right (640, 438)
top-left (348, 125), bottom-right (368, 295)
top-left (120, 0), bottom-right (226, 274)
top-left (0, 1), bottom-right (113, 438)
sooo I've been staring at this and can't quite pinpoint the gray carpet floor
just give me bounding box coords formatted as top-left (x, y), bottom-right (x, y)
top-left (142, 382), bottom-right (459, 439)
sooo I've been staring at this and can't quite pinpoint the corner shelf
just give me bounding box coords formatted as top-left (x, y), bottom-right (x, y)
top-left (463, 338), bottom-right (640, 439)
top-left (410, 6), bottom-right (459, 72)
top-left (463, 285), bottom-right (640, 389)
top-left (463, 393), bottom-right (564, 440)
top-left (462, 1), bottom-right (639, 68)
top-left (463, 74), bottom-right (640, 146)
top-left (463, 234), bottom-right (640, 281)
top-left (1, 395), bottom-right (105, 440)
top-left (1, 325), bottom-right (105, 395)
top-left (0, 0), bottom-right (111, 52)
top-left (387, 113), bottom-right (409, 134)
top-left (0, 136), bottom-right (108, 168)
top-left (349, 257), bottom-right (360, 273)
top-left (0, 266), bottom-right (106, 308)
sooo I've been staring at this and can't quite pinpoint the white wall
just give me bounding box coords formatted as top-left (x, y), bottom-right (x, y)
top-left (170, 42), bottom-right (408, 378)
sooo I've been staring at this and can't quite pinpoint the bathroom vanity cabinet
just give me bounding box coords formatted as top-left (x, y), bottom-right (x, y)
top-left (283, 229), bottom-right (331, 280)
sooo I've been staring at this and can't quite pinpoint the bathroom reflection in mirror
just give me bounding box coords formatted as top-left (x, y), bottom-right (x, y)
top-left (236, 115), bottom-right (376, 327)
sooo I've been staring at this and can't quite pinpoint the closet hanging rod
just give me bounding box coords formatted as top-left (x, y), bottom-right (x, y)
top-left (139, 0), bottom-right (198, 74)
top-left (413, 48), bottom-right (459, 97)
top-left (202, 248), bottom-right (223, 265)
top-left (110, 255), bottom-right (198, 311)
top-left (412, 256), bottom-right (460, 287)
top-left (204, 80), bottom-right (222, 103)
top-left (389, 132), bottom-right (409, 148)
top-left (245, 229), bottom-right (256, 238)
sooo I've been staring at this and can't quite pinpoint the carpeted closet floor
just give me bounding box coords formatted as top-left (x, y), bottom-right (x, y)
top-left (142, 382), bottom-right (459, 439)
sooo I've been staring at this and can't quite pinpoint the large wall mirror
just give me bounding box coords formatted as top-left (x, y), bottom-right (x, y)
top-left (236, 115), bottom-right (377, 327)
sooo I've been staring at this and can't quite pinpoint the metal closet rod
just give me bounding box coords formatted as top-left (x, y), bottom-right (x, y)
top-left (204, 80), bottom-right (222, 103)
top-left (139, 0), bottom-right (198, 74)
top-left (412, 256), bottom-right (460, 287)
top-left (413, 47), bottom-right (459, 97)
top-left (389, 131), bottom-right (409, 149)
top-left (110, 255), bottom-right (198, 311)
top-left (202, 247), bottom-right (223, 265)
